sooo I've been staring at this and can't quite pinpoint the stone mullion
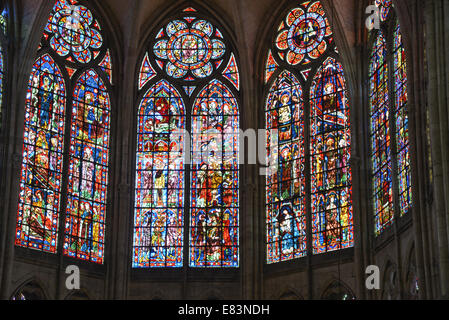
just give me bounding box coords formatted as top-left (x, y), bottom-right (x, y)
top-left (385, 17), bottom-right (404, 299)
top-left (55, 58), bottom-right (75, 300)
top-left (301, 78), bottom-right (313, 300)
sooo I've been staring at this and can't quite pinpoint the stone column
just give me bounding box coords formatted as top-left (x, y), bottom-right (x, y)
top-left (232, 0), bottom-right (260, 299)
top-left (424, 0), bottom-right (449, 299)
top-left (107, 0), bottom-right (141, 300)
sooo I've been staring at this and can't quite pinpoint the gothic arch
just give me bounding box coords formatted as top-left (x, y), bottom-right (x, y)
top-left (10, 278), bottom-right (48, 300)
top-left (14, 0), bottom-right (122, 100)
top-left (321, 279), bottom-right (355, 300)
top-left (7, 0), bottom-right (121, 275)
top-left (261, 0), bottom-right (356, 270)
top-left (131, 2), bottom-right (242, 270)
top-left (381, 260), bottom-right (399, 300)
top-left (404, 241), bottom-right (415, 276)
top-left (137, 0), bottom-right (239, 58)
top-left (390, 0), bottom-right (415, 59)
top-left (278, 288), bottom-right (304, 300)
top-left (404, 244), bottom-right (419, 300)
top-left (135, 1), bottom-right (241, 103)
top-left (65, 288), bottom-right (90, 300)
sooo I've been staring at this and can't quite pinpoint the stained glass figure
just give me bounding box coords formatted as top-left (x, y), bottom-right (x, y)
top-left (310, 57), bottom-right (353, 254)
top-left (370, 32), bottom-right (394, 235)
top-left (16, 54), bottom-right (66, 253)
top-left (190, 80), bottom-right (239, 267)
top-left (133, 80), bottom-right (185, 268)
top-left (375, 0), bottom-right (393, 22)
top-left (394, 23), bottom-right (411, 216)
top-left (153, 17), bottom-right (226, 80)
top-left (276, 1), bottom-right (332, 65)
top-left (44, 0), bottom-right (103, 64)
top-left (64, 69), bottom-right (110, 263)
top-left (266, 71), bottom-right (306, 264)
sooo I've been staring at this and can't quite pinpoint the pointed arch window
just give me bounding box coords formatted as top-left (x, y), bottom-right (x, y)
top-left (133, 80), bottom-right (185, 268)
top-left (133, 7), bottom-right (240, 268)
top-left (265, 0), bottom-right (354, 264)
top-left (15, 0), bottom-right (113, 264)
top-left (369, 0), bottom-right (411, 236)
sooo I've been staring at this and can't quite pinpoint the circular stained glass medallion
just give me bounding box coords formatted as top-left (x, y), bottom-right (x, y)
top-left (153, 18), bottom-right (226, 79)
top-left (45, 1), bottom-right (103, 64)
top-left (276, 1), bottom-right (332, 65)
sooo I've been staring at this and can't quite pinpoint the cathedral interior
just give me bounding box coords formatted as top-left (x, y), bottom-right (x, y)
top-left (0, 0), bottom-right (448, 300)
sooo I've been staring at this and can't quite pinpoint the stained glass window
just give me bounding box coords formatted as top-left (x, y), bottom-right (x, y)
top-left (190, 80), bottom-right (239, 267)
top-left (134, 8), bottom-right (240, 268)
top-left (133, 80), bottom-right (185, 268)
top-left (393, 23), bottom-right (411, 216)
top-left (16, 0), bottom-right (112, 263)
top-left (310, 57), bottom-right (353, 254)
top-left (370, 1), bottom-right (412, 236)
top-left (265, 0), bottom-right (353, 263)
top-left (16, 54), bottom-right (66, 252)
top-left (64, 70), bottom-right (110, 263)
top-left (266, 71), bottom-right (306, 263)
top-left (370, 32), bottom-right (393, 235)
